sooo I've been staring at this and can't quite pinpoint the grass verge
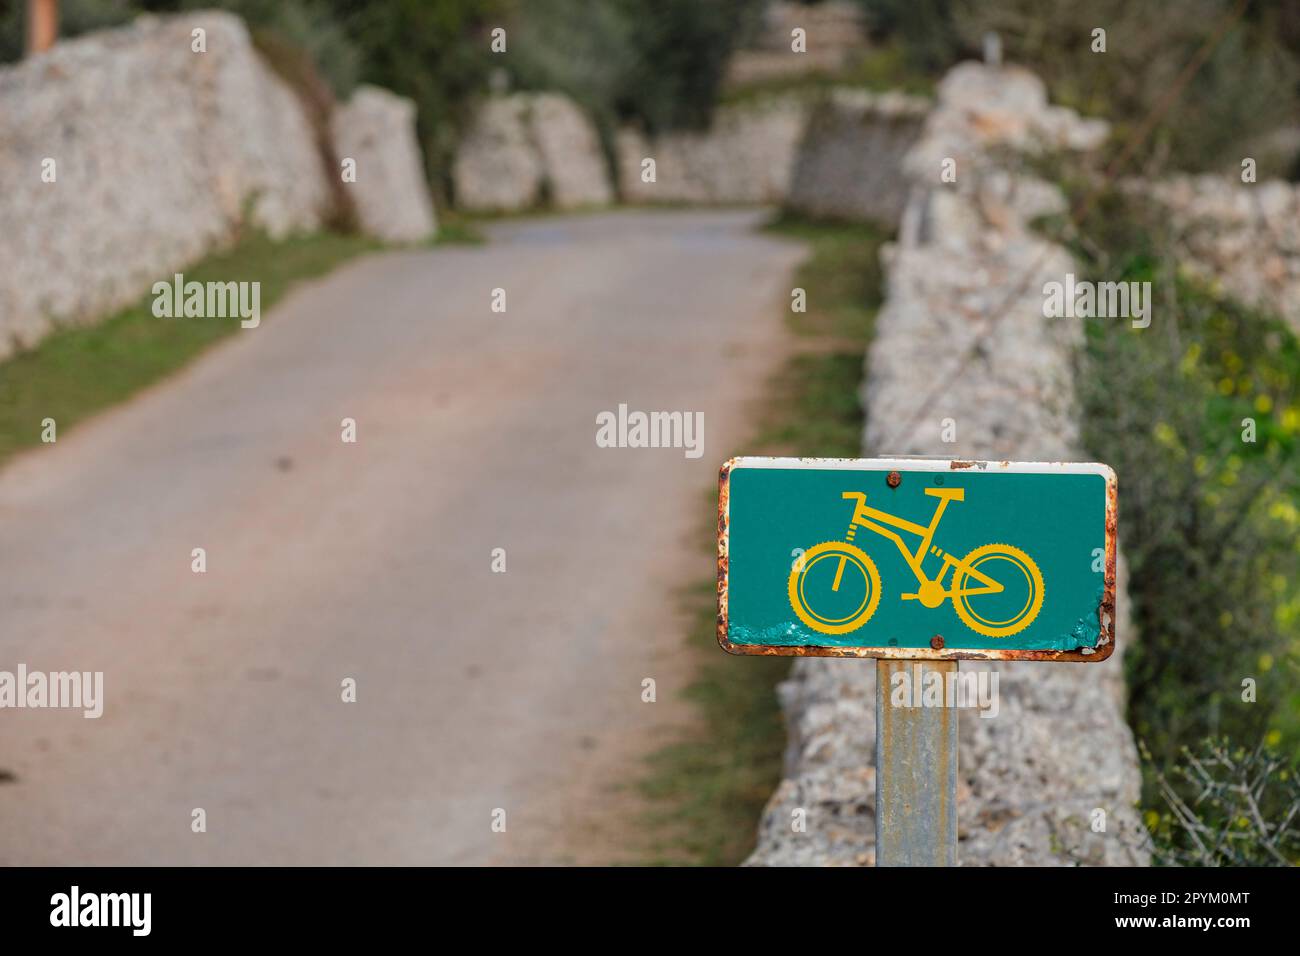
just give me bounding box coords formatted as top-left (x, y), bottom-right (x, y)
top-left (634, 214), bottom-right (891, 865)
top-left (429, 211), bottom-right (487, 245)
top-left (0, 229), bottom-right (387, 467)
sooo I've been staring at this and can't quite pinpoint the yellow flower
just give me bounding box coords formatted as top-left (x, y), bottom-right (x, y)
top-left (1268, 499), bottom-right (1298, 525)
top-left (1255, 394), bottom-right (1274, 414)
top-left (1259, 653), bottom-right (1273, 672)
top-left (1266, 729), bottom-right (1282, 748)
top-left (1152, 422), bottom-right (1178, 447)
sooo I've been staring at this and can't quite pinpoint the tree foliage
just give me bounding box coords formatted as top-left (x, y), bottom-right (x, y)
top-left (860, 0), bottom-right (1300, 175)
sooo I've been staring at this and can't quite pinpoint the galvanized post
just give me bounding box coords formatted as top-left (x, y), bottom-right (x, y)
top-left (875, 659), bottom-right (958, 866)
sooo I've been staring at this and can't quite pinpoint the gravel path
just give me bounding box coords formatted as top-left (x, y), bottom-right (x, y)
top-left (0, 209), bottom-right (803, 864)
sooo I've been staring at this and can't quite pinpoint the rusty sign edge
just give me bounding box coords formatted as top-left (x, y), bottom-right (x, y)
top-left (716, 456), bottom-right (1118, 663)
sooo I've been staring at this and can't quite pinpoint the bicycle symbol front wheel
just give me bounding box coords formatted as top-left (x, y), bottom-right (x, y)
top-left (788, 541), bottom-right (882, 635)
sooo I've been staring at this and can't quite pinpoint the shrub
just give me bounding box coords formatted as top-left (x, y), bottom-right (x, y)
top-left (1144, 738), bottom-right (1300, 866)
top-left (507, 0), bottom-right (767, 135)
top-left (324, 0), bottom-right (509, 202)
top-left (860, 0), bottom-right (1300, 175)
top-left (1054, 186), bottom-right (1300, 798)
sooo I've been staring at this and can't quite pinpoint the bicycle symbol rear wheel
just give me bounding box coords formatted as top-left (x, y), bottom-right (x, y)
top-left (788, 541), bottom-right (882, 635)
top-left (952, 543), bottom-right (1044, 638)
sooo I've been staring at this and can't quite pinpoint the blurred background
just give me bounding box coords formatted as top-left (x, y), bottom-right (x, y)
top-left (5, 1), bottom-right (1299, 189)
top-left (1, 0), bottom-right (1298, 866)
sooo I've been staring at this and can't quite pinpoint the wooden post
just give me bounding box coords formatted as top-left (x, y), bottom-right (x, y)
top-left (26, 0), bottom-right (59, 57)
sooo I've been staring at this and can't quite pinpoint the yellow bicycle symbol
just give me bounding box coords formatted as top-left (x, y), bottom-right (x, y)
top-left (789, 488), bottom-right (1044, 638)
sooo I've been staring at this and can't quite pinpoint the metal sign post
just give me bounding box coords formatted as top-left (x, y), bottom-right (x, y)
top-left (718, 456), bottom-right (1118, 867)
top-left (875, 659), bottom-right (958, 866)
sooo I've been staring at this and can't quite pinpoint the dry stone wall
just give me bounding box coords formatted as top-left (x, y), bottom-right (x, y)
top-left (617, 89), bottom-right (927, 227)
top-left (747, 63), bottom-right (1148, 867)
top-left (453, 92), bottom-right (613, 212)
top-left (1146, 175), bottom-right (1300, 332)
top-left (0, 11), bottom-right (434, 359)
top-left (783, 89), bottom-right (928, 225)
top-left (333, 85), bottom-right (437, 243)
top-left (530, 94), bottom-right (615, 209)
top-left (724, 0), bottom-right (868, 89)
top-left (616, 96), bottom-right (807, 205)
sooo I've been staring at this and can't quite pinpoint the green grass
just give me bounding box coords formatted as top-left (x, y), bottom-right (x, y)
top-left (763, 216), bottom-right (889, 342)
top-left (429, 211), bottom-right (487, 245)
top-left (0, 229), bottom-right (379, 466)
top-left (634, 214), bottom-right (891, 865)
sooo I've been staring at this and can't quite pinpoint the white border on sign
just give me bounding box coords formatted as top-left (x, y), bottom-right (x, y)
top-left (726, 456), bottom-right (1115, 481)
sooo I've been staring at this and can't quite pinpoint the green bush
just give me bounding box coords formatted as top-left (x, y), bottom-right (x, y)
top-left (610, 0), bottom-right (768, 133)
top-left (860, 0), bottom-right (961, 73)
top-left (1053, 186), bottom-right (1300, 797)
top-left (860, 0), bottom-right (1300, 175)
top-left (194, 0), bottom-right (362, 97)
top-left (505, 0), bottom-right (634, 129)
top-left (1144, 738), bottom-right (1300, 866)
top-left (323, 0), bottom-right (509, 202)
top-left (507, 0), bottom-right (767, 135)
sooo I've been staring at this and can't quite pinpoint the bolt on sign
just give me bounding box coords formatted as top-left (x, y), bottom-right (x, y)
top-left (717, 457), bottom-right (1117, 661)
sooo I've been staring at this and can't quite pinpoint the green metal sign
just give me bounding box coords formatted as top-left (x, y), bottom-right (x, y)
top-left (717, 457), bottom-right (1117, 662)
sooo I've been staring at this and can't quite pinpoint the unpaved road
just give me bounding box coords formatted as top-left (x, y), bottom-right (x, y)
top-left (0, 209), bottom-right (802, 864)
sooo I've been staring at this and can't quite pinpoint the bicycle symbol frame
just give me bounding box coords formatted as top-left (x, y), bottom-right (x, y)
top-left (788, 487), bottom-right (1044, 638)
top-left (716, 457), bottom-right (1118, 663)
